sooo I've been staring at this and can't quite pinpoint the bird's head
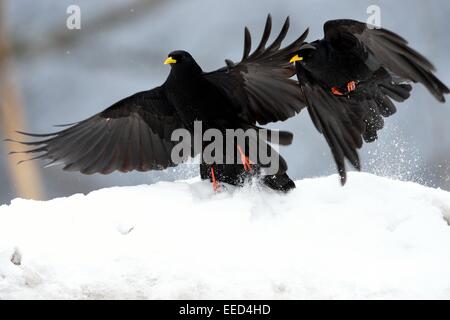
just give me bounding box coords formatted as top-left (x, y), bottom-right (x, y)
top-left (290, 43), bottom-right (317, 65)
top-left (164, 50), bottom-right (202, 77)
top-left (164, 50), bottom-right (196, 67)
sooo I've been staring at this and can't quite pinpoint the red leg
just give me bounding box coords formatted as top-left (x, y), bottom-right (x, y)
top-left (237, 145), bottom-right (252, 172)
top-left (331, 87), bottom-right (345, 96)
top-left (211, 167), bottom-right (221, 192)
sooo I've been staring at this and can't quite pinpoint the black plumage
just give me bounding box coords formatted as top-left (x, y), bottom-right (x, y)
top-left (291, 19), bottom-right (449, 184)
top-left (10, 15), bottom-right (308, 192)
top-left (11, 17), bottom-right (448, 190)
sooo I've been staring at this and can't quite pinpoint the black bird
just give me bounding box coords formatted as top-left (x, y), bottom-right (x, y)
top-left (9, 15), bottom-right (307, 192)
top-left (290, 19), bottom-right (449, 184)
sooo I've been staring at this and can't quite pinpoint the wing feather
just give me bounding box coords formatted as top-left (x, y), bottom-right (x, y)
top-left (10, 86), bottom-right (188, 174)
top-left (204, 15), bottom-right (308, 125)
top-left (298, 68), bottom-right (370, 184)
top-left (324, 19), bottom-right (449, 102)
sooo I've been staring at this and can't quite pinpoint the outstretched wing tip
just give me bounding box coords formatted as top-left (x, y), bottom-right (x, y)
top-left (325, 19), bottom-right (448, 102)
top-left (9, 88), bottom-right (183, 175)
top-left (242, 27), bottom-right (252, 60)
top-left (205, 16), bottom-right (308, 125)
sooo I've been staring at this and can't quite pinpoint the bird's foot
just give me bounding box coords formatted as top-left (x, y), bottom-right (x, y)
top-left (347, 80), bottom-right (357, 92)
top-left (331, 81), bottom-right (357, 96)
top-left (211, 167), bottom-right (222, 192)
top-left (237, 145), bottom-right (253, 172)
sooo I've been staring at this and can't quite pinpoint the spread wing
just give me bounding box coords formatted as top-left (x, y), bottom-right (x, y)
top-left (299, 74), bottom-right (365, 185)
top-left (204, 15), bottom-right (308, 125)
top-left (297, 65), bottom-right (413, 185)
top-left (324, 19), bottom-right (449, 102)
top-left (9, 86), bottom-right (187, 174)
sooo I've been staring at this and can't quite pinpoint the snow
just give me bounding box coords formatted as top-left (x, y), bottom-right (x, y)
top-left (1, 172), bottom-right (450, 299)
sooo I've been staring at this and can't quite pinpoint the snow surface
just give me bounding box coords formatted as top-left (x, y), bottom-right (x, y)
top-left (1, 172), bottom-right (450, 299)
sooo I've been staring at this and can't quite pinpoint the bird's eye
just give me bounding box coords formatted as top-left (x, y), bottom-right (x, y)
top-left (304, 50), bottom-right (315, 59)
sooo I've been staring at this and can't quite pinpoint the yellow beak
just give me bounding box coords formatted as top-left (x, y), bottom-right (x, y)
top-left (290, 54), bottom-right (303, 63)
top-left (164, 57), bottom-right (177, 65)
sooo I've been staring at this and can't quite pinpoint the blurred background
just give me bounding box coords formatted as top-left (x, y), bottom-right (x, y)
top-left (0, 0), bottom-right (449, 204)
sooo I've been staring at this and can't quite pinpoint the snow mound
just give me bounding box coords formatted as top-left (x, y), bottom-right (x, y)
top-left (1, 172), bottom-right (450, 299)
